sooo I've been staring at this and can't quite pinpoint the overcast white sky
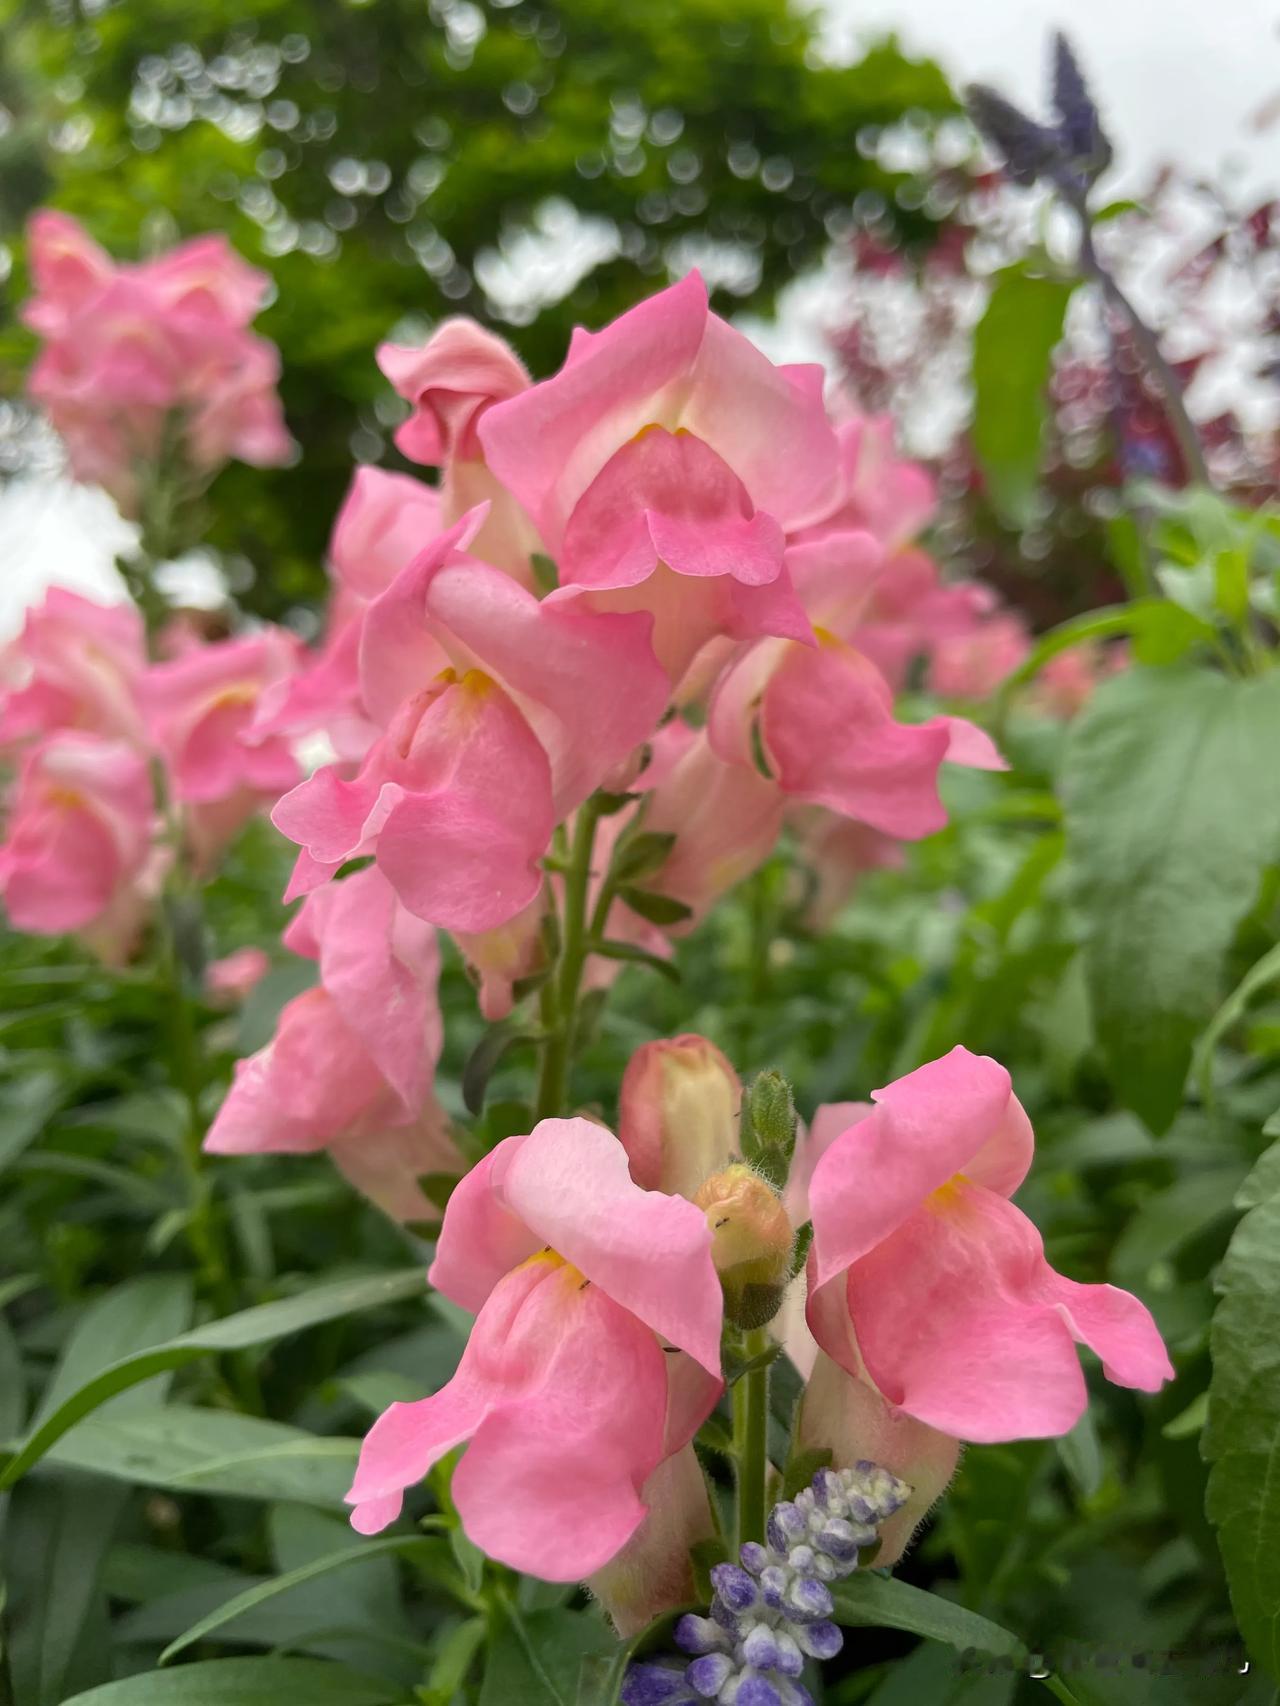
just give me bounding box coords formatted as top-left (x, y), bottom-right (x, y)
top-left (824, 0), bottom-right (1280, 195)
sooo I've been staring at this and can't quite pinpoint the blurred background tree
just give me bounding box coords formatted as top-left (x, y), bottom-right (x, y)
top-left (0, 0), bottom-right (953, 616)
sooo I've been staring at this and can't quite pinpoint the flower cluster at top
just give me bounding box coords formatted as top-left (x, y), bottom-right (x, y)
top-left (624, 1463), bottom-right (911, 1706)
top-left (22, 212), bottom-right (290, 511)
top-left (6, 218), bottom-right (1173, 1660)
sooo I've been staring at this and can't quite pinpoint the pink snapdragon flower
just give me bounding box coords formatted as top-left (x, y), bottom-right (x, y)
top-left (205, 865), bottom-right (458, 1222)
top-left (273, 510), bottom-right (668, 932)
top-left (346, 1117), bottom-right (724, 1579)
top-left (0, 588), bottom-right (145, 748)
top-left (252, 468), bottom-right (444, 761)
top-left (480, 272), bottom-right (836, 683)
top-left (142, 627), bottom-right (302, 862)
top-left (0, 732), bottom-right (158, 961)
top-left (378, 318), bottom-right (540, 584)
top-left (708, 632), bottom-right (1004, 841)
top-left (22, 212), bottom-right (289, 509)
top-left (805, 1046), bottom-right (1174, 1445)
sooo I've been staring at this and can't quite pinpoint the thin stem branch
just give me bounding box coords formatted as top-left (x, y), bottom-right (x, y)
top-left (734, 1326), bottom-right (772, 1551)
top-left (533, 798), bottom-right (603, 1120)
top-left (1074, 204), bottom-right (1212, 489)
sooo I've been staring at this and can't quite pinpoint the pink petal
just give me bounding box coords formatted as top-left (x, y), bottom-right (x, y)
top-left (479, 271), bottom-right (710, 545)
top-left (560, 426), bottom-right (786, 591)
top-left (843, 1182), bottom-right (1170, 1441)
top-left (809, 1046), bottom-right (1030, 1287)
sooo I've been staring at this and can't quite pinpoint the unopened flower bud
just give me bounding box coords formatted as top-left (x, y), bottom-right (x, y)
top-left (694, 1164), bottom-right (793, 1329)
top-left (741, 1070), bottom-right (798, 1190)
top-left (619, 1034), bottom-right (741, 1201)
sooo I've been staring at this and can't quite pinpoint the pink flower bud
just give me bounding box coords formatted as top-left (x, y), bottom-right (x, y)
top-left (694, 1163), bottom-right (794, 1329)
top-left (618, 1033), bottom-right (741, 1201)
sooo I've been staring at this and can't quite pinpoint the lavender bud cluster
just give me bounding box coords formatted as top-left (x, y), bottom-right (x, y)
top-left (622, 1462), bottom-right (910, 1706)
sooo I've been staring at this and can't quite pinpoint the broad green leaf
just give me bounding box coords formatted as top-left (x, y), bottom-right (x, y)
top-left (479, 1604), bottom-right (615, 1706)
top-left (4, 1471), bottom-right (129, 1706)
top-left (40, 1404), bottom-right (359, 1506)
top-left (0, 1268), bottom-right (427, 1488)
top-left (60, 1657), bottom-right (407, 1706)
top-left (159, 1534), bottom-right (433, 1663)
top-left (830, 1573), bottom-right (1029, 1661)
top-left (1205, 1142), bottom-right (1280, 1679)
top-left (971, 268), bottom-right (1075, 526)
top-left (1061, 666), bottom-right (1280, 1132)
top-left (867, 1639), bottom-right (1017, 1703)
top-left (1109, 1166), bottom-right (1247, 1289)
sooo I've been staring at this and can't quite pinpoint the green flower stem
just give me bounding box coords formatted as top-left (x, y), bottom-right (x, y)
top-left (534, 796), bottom-right (605, 1119)
top-left (734, 1326), bottom-right (772, 1550)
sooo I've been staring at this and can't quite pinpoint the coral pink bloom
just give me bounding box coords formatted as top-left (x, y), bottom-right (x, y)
top-left (378, 318), bottom-right (540, 584)
top-left (0, 588), bottom-right (145, 747)
top-left (0, 732), bottom-right (156, 958)
top-left (480, 272), bottom-right (834, 682)
top-left (792, 809), bottom-right (905, 930)
top-left (347, 1117), bottom-right (724, 1579)
top-left (205, 866), bottom-right (458, 1222)
top-left (142, 628), bottom-right (302, 861)
top-left (274, 510), bottom-right (668, 930)
top-left (710, 634), bottom-right (1004, 841)
top-left (806, 1046), bottom-right (1174, 1445)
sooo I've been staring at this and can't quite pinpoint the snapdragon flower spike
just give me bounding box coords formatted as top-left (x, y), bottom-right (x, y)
top-left (622, 1464), bottom-right (909, 1706)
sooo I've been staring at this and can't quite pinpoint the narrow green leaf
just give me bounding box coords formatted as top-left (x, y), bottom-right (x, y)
top-left (1193, 939), bottom-right (1280, 1108)
top-left (613, 830), bottom-right (677, 884)
top-left (971, 268), bottom-right (1075, 526)
top-left (590, 939), bottom-right (680, 983)
top-left (461, 1025), bottom-right (540, 1116)
top-left (38, 1404), bottom-right (359, 1506)
top-left (33, 1273), bottom-right (193, 1427)
top-left (159, 1535), bottom-right (432, 1663)
top-left (0, 1269), bottom-right (427, 1489)
top-left (831, 1573), bottom-right (1029, 1661)
top-left (59, 1657), bottom-right (407, 1706)
top-left (1205, 1148), bottom-right (1280, 1680)
top-left (1061, 667), bottom-right (1280, 1132)
top-left (617, 886), bottom-right (693, 926)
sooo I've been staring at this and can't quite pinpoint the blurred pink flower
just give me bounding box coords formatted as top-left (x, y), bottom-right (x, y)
top-left (205, 865), bottom-right (458, 1222)
top-left (22, 212), bottom-right (289, 509)
top-left (141, 627), bottom-right (302, 863)
top-left (205, 945), bottom-right (271, 1005)
top-left (0, 731), bottom-right (159, 961)
top-left (346, 1116), bottom-right (723, 1579)
top-left (0, 588), bottom-right (145, 748)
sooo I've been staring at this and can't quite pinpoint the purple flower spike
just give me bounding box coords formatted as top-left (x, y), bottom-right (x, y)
top-left (621, 1662), bottom-right (696, 1706)
top-left (796, 1618), bottom-right (843, 1661)
top-left (736, 1678), bottom-right (784, 1706)
top-left (710, 1562), bottom-right (759, 1614)
top-left (687, 1653), bottom-right (735, 1698)
top-left (675, 1614), bottom-right (729, 1656)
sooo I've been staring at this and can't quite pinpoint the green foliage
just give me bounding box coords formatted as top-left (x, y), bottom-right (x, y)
top-left (970, 267), bottom-right (1076, 527)
top-left (1061, 665), bottom-right (1280, 1132)
top-left (1205, 1142), bottom-right (1280, 1683)
top-left (0, 0), bottom-right (953, 614)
